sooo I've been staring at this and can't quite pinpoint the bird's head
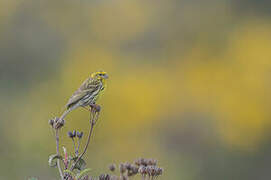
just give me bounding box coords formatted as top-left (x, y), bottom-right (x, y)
top-left (91, 70), bottom-right (109, 80)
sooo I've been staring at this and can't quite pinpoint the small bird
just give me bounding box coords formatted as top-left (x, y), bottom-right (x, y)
top-left (59, 70), bottom-right (109, 120)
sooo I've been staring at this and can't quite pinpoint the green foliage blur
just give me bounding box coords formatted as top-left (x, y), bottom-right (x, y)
top-left (1, 0), bottom-right (271, 179)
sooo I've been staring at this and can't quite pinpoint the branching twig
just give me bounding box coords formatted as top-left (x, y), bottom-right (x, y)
top-left (70, 110), bottom-right (99, 171)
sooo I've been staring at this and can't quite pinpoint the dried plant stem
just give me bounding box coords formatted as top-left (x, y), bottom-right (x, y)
top-left (72, 138), bottom-right (77, 156)
top-left (70, 111), bottom-right (99, 171)
top-left (55, 129), bottom-right (64, 180)
top-left (77, 139), bottom-right (81, 156)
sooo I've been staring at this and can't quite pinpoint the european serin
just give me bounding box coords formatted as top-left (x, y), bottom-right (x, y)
top-left (60, 71), bottom-right (108, 120)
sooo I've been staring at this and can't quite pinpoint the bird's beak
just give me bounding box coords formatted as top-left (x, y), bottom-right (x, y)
top-left (103, 74), bottom-right (109, 79)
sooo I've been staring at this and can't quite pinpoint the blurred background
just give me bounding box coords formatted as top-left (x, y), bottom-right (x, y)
top-left (1, 0), bottom-right (271, 179)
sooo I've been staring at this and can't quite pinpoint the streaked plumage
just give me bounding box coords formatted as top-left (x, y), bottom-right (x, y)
top-left (60, 71), bottom-right (108, 120)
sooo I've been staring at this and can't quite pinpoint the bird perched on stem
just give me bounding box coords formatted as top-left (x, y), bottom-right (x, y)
top-left (59, 71), bottom-right (109, 120)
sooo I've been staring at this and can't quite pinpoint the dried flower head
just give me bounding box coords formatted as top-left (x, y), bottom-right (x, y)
top-left (119, 163), bottom-right (126, 174)
top-left (130, 165), bottom-right (139, 174)
top-left (108, 164), bottom-right (116, 172)
top-left (145, 166), bottom-right (164, 177)
top-left (48, 119), bottom-right (54, 127)
top-left (146, 166), bottom-right (156, 177)
top-left (67, 131), bottom-right (74, 138)
top-left (77, 131), bottom-right (83, 139)
top-left (99, 174), bottom-right (110, 180)
top-left (72, 130), bottom-right (76, 137)
top-left (138, 166), bottom-right (147, 175)
top-left (53, 118), bottom-right (65, 129)
top-left (140, 158), bottom-right (148, 166)
top-left (95, 105), bottom-right (101, 112)
top-left (124, 162), bottom-right (131, 170)
top-left (147, 159), bottom-right (157, 166)
top-left (157, 167), bottom-right (163, 176)
top-left (105, 174), bottom-right (110, 180)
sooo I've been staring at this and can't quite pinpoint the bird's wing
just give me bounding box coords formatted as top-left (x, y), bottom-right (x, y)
top-left (66, 90), bottom-right (88, 108)
top-left (66, 78), bottom-right (101, 109)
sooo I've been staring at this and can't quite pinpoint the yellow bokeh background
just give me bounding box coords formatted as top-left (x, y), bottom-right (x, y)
top-left (1, 0), bottom-right (271, 179)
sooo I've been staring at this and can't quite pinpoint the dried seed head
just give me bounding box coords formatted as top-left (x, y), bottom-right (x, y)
top-left (146, 159), bottom-right (152, 166)
top-left (134, 158), bottom-right (141, 166)
top-left (105, 174), bottom-right (110, 180)
top-left (147, 159), bottom-right (157, 166)
top-left (150, 166), bottom-right (156, 176)
top-left (77, 131), bottom-right (83, 139)
top-left (146, 166), bottom-right (156, 176)
top-left (99, 174), bottom-right (110, 180)
top-left (48, 119), bottom-right (54, 127)
top-left (131, 165), bottom-right (139, 174)
top-left (53, 118), bottom-right (65, 129)
top-left (138, 166), bottom-right (147, 175)
top-left (108, 164), bottom-right (116, 172)
top-left (140, 158), bottom-right (148, 166)
top-left (95, 105), bottom-right (101, 112)
top-left (72, 130), bottom-right (76, 137)
top-left (67, 131), bottom-right (73, 138)
top-left (119, 163), bottom-right (126, 174)
top-left (156, 167), bottom-right (163, 176)
top-left (124, 162), bottom-right (131, 170)
top-left (127, 166), bottom-right (138, 176)
top-left (135, 158), bottom-right (146, 166)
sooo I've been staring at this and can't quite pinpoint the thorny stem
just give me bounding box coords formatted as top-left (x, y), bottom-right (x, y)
top-left (70, 110), bottom-right (99, 171)
top-left (55, 129), bottom-right (64, 180)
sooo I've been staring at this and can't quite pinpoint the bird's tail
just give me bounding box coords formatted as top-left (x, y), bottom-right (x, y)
top-left (59, 103), bottom-right (80, 121)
